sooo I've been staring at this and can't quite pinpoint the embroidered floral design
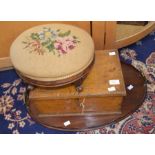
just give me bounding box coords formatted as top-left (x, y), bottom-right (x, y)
top-left (12, 129), bottom-right (20, 134)
top-left (17, 87), bottom-right (26, 101)
top-left (5, 108), bottom-right (33, 134)
top-left (0, 79), bottom-right (34, 134)
top-left (147, 84), bottom-right (155, 93)
top-left (22, 27), bottom-right (80, 56)
top-left (131, 59), bottom-right (155, 84)
top-left (0, 95), bottom-right (14, 114)
top-left (1, 79), bottom-right (21, 95)
top-left (130, 52), bottom-right (155, 84)
top-left (120, 48), bottom-right (137, 60)
top-left (146, 52), bottom-right (155, 66)
top-left (8, 123), bottom-right (15, 129)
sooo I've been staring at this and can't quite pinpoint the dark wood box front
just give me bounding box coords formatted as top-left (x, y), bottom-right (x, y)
top-left (29, 96), bottom-right (123, 117)
top-left (28, 50), bottom-right (126, 118)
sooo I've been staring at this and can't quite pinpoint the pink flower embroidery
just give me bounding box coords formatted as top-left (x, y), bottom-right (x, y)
top-left (54, 37), bottom-right (77, 54)
top-left (23, 28), bottom-right (80, 56)
top-left (25, 40), bottom-right (44, 55)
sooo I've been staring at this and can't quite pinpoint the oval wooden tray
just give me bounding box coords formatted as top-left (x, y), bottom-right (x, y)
top-left (28, 63), bottom-right (146, 131)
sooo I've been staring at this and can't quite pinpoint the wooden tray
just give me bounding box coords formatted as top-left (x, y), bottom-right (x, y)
top-left (28, 63), bottom-right (146, 131)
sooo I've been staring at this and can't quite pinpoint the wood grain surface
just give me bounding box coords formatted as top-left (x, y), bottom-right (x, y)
top-left (26, 50), bottom-right (135, 130)
top-left (28, 63), bottom-right (146, 131)
top-left (29, 50), bottom-right (126, 100)
top-left (0, 57), bottom-right (13, 71)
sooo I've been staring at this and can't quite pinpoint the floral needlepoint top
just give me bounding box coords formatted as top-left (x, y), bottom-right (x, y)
top-left (22, 27), bottom-right (80, 56)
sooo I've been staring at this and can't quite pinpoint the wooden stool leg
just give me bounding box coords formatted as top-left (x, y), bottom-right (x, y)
top-left (74, 78), bottom-right (84, 92)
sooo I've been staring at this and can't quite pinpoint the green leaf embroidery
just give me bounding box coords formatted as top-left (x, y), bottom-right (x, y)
top-left (41, 41), bottom-right (48, 46)
top-left (58, 30), bottom-right (71, 37)
top-left (46, 42), bottom-right (55, 52)
top-left (31, 33), bottom-right (40, 40)
top-left (41, 38), bottom-right (53, 47)
top-left (23, 27), bottom-right (80, 56)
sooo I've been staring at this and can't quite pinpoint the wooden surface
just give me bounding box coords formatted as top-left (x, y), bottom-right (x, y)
top-left (91, 21), bottom-right (155, 50)
top-left (28, 50), bottom-right (126, 117)
top-left (28, 63), bottom-right (146, 131)
top-left (104, 21), bottom-right (117, 49)
top-left (117, 24), bottom-right (145, 40)
top-left (29, 50), bottom-right (126, 100)
top-left (117, 21), bottom-right (148, 26)
top-left (0, 21), bottom-right (90, 58)
top-left (17, 57), bottom-right (94, 88)
top-left (0, 21), bottom-right (154, 59)
top-left (0, 57), bottom-right (13, 71)
top-left (115, 21), bottom-right (155, 49)
top-left (92, 21), bottom-right (106, 50)
top-left (29, 97), bottom-right (123, 117)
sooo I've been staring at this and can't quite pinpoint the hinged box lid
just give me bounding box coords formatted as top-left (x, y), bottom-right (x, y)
top-left (29, 50), bottom-right (126, 100)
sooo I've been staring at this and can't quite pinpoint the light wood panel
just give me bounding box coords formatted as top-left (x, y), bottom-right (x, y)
top-left (1, 21), bottom-right (155, 61)
top-left (91, 21), bottom-right (155, 50)
top-left (92, 21), bottom-right (106, 50)
top-left (0, 21), bottom-right (91, 58)
top-left (104, 21), bottom-right (117, 49)
top-left (116, 24), bottom-right (145, 40)
top-left (0, 57), bottom-right (12, 71)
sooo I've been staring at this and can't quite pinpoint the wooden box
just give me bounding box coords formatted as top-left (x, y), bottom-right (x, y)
top-left (28, 50), bottom-right (126, 120)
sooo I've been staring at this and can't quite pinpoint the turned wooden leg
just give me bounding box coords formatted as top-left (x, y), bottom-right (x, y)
top-left (74, 78), bottom-right (84, 92)
top-left (24, 85), bottom-right (35, 107)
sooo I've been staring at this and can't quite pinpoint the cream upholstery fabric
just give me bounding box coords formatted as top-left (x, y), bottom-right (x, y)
top-left (10, 24), bottom-right (94, 81)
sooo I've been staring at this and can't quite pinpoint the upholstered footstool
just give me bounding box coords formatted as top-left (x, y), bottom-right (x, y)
top-left (10, 24), bottom-right (94, 90)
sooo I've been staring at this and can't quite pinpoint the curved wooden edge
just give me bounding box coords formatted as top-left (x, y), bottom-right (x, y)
top-left (26, 63), bottom-right (147, 131)
top-left (115, 21), bottom-right (155, 49)
top-left (0, 57), bottom-right (13, 71)
top-left (17, 56), bottom-right (95, 88)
